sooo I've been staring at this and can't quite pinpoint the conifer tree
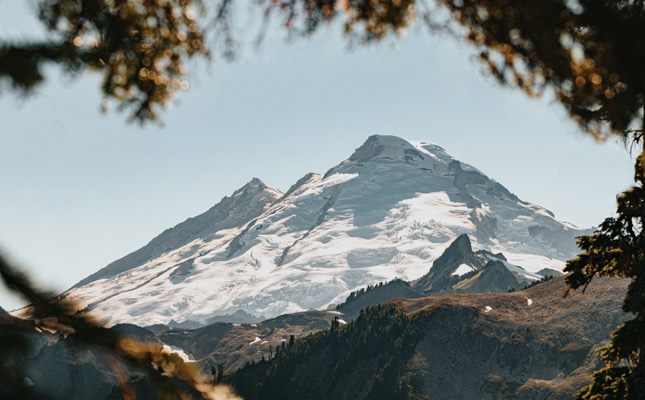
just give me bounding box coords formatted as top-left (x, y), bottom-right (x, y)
top-left (331, 316), bottom-right (340, 332)
top-left (217, 362), bottom-right (225, 382)
top-left (565, 134), bottom-right (645, 398)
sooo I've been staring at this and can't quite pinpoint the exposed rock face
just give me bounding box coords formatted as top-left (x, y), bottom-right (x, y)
top-left (413, 234), bottom-right (484, 292)
top-left (452, 260), bottom-right (520, 293)
top-left (347, 135), bottom-right (387, 163)
top-left (528, 224), bottom-right (586, 255)
top-left (413, 234), bottom-right (533, 295)
top-left (449, 160), bottom-right (507, 242)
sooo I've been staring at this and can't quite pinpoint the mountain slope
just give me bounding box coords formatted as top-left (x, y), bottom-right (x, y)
top-left (6, 276), bottom-right (626, 400)
top-left (157, 310), bottom-right (333, 372)
top-left (336, 279), bottom-right (424, 320)
top-left (226, 277), bottom-right (628, 400)
top-left (65, 135), bottom-right (591, 326)
top-left (451, 260), bottom-right (521, 293)
top-left (398, 277), bottom-right (627, 399)
top-left (73, 178), bottom-right (282, 288)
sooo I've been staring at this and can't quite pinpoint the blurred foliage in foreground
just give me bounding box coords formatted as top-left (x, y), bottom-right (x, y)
top-left (0, 0), bottom-right (641, 138)
top-left (0, 253), bottom-right (241, 400)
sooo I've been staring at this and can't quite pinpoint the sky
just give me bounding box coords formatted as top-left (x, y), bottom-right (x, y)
top-left (0, 1), bottom-right (636, 310)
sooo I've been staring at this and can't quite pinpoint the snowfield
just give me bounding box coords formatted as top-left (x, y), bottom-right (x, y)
top-left (452, 264), bottom-right (475, 277)
top-left (61, 135), bottom-right (590, 326)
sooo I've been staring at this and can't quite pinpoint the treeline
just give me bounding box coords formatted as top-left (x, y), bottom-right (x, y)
top-left (344, 280), bottom-right (392, 300)
top-left (508, 275), bottom-right (557, 292)
top-left (224, 304), bottom-right (425, 400)
top-left (337, 279), bottom-right (422, 320)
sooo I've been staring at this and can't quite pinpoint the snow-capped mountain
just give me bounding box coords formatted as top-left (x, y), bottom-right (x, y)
top-left (64, 135), bottom-right (590, 326)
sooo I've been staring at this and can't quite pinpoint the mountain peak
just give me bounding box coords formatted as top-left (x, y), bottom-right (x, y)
top-left (413, 234), bottom-right (481, 293)
top-left (71, 177), bottom-right (281, 289)
top-left (67, 135), bottom-right (590, 326)
top-left (347, 135), bottom-right (426, 163)
top-left (234, 177), bottom-right (267, 194)
top-left (220, 178), bottom-right (283, 212)
top-left (364, 134), bottom-right (411, 147)
top-left (436, 233), bottom-right (475, 265)
top-left (247, 177), bottom-right (265, 186)
top-left (451, 233), bottom-right (472, 250)
top-left (452, 260), bottom-right (520, 293)
top-left (338, 135), bottom-right (457, 171)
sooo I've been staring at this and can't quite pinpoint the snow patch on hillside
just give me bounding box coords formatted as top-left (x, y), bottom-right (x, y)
top-left (452, 264), bottom-right (475, 276)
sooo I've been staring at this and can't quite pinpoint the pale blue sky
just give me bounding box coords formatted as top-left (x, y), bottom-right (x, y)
top-left (0, 2), bottom-right (635, 310)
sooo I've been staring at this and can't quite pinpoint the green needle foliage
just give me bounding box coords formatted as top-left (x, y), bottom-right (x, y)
top-left (225, 304), bottom-right (424, 400)
top-left (564, 150), bottom-right (645, 399)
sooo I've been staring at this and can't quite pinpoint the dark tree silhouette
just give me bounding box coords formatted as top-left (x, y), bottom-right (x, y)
top-left (564, 145), bottom-right (645, 399)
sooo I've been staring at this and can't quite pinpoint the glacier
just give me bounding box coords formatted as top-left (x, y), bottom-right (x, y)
top-left (62, 135), bottom-right (590, 326)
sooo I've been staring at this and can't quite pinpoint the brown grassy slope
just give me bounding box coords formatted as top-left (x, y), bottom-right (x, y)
top-left (392, 276), bottom-right (629, 399)
top-left (158, 310), bottom-right (332, 371)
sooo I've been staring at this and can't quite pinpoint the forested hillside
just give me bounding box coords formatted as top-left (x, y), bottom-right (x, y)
top-left (226, 277), bottom-right (628, 400)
